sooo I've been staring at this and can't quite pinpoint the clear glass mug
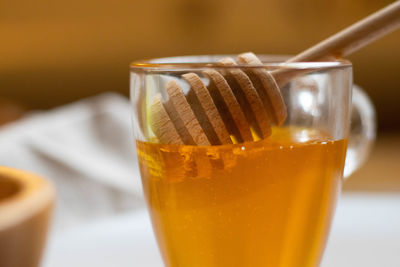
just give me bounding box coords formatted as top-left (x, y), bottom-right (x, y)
top-left (130, 55), bottom-right (376, 267)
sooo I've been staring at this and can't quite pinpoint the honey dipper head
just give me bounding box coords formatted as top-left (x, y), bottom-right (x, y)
top-left (149, 53), bottom-right (287, 145)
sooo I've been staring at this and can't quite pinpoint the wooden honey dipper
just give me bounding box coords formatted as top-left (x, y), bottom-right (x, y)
top-left (150, 1), bottom-right (400, 146)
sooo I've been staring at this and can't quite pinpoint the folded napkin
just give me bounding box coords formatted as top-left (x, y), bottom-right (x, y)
top-left (0, 93), bottom-right (144, 232)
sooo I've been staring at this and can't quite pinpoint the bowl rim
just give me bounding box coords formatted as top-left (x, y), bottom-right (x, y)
top-left (0, 166), bottom-right (55, 230)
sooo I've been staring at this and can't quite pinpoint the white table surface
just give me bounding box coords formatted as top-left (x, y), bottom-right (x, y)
top-left (43, 193), bottom-right (400, 267)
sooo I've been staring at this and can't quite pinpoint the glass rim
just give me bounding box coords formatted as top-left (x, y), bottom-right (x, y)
top-left (130, 54), bottom-right (352, 71)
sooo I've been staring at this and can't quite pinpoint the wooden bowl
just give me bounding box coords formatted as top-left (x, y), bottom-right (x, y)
top-left (0, 166), bottom-right (55, 267)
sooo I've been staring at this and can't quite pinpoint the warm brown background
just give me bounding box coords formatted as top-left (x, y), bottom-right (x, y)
top-left (1, 0), bottom-right (399, 190)
top-left (1, 0), bottom-right (399, 129)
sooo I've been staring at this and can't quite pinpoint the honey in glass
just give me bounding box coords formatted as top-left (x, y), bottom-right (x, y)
top-left (137, 127), bottom-right (347, 267)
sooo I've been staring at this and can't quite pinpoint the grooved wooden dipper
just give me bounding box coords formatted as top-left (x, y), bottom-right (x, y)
top-left (150, 1), bottom-right (400, 145)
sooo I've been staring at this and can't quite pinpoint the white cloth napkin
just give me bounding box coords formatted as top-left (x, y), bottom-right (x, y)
top-left (0, 93), bottom-right (144, 232)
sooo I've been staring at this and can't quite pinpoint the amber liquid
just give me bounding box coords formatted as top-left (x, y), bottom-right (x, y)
top-left (137, 127), bottom-right (347, 267)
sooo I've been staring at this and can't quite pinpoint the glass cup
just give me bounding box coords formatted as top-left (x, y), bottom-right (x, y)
top-left (130, 55), bottom-right (376, 267)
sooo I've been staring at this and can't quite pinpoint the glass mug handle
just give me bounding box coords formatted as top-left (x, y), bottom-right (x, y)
top-left (344, 85), bottom-right (377, 178)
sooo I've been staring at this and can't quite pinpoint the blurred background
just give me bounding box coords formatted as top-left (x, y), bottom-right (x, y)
top-left (1, 0), bottom-right (399, 189)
